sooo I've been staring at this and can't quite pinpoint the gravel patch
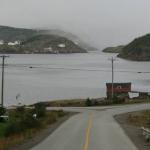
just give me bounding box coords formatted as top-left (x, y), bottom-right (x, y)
top-left (114, 112), bottom-right (150, 150)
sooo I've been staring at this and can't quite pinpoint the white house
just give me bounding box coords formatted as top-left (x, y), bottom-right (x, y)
top-left (8, 40), bottom-right (20, 46)
top-left (44, 47), bottom-right (53, 52)
top-left (58, 43), bottom-right (66, 48)
top-left (0, 40), bottom-right (4, 45)
top-left (74, 41), bottom-right (79, 45)
top-left (8, 42), bottom-right (15, 46)
top-left (14, 41), bottom-right (21, 45)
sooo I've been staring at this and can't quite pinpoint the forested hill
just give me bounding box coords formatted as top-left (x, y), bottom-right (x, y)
top-left (0, 26), bottom-right (39, 42)
top-left (118, 34), bottom-right (150, 61)
top-left (0, 26), bottom-right (87, 54)
top-left (21, 34), bottom-right (87, 53)
top-left (102, 45), bottom-right (124, 53)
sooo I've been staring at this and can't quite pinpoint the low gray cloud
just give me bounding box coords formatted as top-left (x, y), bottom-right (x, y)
top-left (0, 0), bottom-right (150, 49)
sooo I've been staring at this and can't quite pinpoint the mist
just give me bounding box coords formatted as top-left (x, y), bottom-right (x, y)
top-left (0, 0), bottom-right (150, 49)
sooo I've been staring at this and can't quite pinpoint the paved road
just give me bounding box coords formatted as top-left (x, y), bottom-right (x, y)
top-left (31, 104), bottom-right (150, 150)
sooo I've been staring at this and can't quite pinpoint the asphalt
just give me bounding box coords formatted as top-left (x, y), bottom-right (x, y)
top-left (31, 103), bottom-right (150, 150)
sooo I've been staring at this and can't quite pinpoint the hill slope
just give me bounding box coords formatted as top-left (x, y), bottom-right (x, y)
top-left (118, 34), bottom-right (150, 61)
top-left (0, 26), bottom-right (39, 42)
top-left (21, 34), bottom-right (87, 53)
top-left (102, 45), bottom-right (124, 53)
top-left (47, 29), bottom-right (97, 51)
top-left (0, 26), bottom-right (87, 54)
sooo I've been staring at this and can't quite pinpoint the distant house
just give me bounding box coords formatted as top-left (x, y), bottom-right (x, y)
top-left (44, 47), bottom-right (52, 52)
top-left (58, 43), bottom-right (66, 48)
top-left (130, 91), bottom-right (150, 99)
top-left (8, 42), bottom-right (15, 46)
top-left (139, 92), bottom-right (150, 99)
top-left (106, 82), bottom-right (131, 99)
top-left (14, 41), bottom-right (21, 45)
top-left (0, 40), bottom-right (4, 45)
top-left (74, 41), bottom-right (79, 45)
top-left (44, 47), bottom-right (59, 54)
top-left (8, 41), bottom-right (20, 46)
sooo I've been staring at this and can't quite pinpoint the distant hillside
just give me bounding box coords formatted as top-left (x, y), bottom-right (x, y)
top-left (0, 25), bottom-right (87, 54)
top-left (118, 34), bottom-right (150, 61)
top-left (47, 29), bottom-right (98, 51)
top-left (0, 26), bottom-right (40, 42)
top-left (21, 34), bottom-right (87, 53)
top-left (102, 45), bottom-right (124, 53)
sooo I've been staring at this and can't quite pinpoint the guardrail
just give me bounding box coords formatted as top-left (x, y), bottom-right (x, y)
top-left (141, 127), bottom-right (150, 142)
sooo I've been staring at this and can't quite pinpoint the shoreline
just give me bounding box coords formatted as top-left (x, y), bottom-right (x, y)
top-left (102, 51), bottom-right (150, 62)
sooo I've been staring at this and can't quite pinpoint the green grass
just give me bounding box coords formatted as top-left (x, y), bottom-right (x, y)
top-left (42, 98), bottom-right (150, 107)
top-left (0, 123), bottom-right (8, 137)
top-left (44, 99), bottom-right (86, 107)
top-left (125, 99), bottom-right (150, 105)
top-left (0, 109), bottom-right (69, 150)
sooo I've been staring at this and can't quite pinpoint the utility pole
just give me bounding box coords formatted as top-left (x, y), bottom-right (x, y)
top-left (0, 55), bottom-right (9, 107)
top-left (109, 57), bottom-right (116, 99)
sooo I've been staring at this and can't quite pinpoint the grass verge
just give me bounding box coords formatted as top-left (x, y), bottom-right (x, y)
top-left (115, 110), bottom-right (150, 150)
top-left (41, 98), bottom-right (150, 107)
top-left (127, 110), bottom-right (150, 128)
top-left (0, 107), bottom-right (69, 150)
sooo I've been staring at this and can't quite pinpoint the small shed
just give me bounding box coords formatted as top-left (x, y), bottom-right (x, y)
top-left (130, 91), bottom-right (150, 99)
top-left (106, 82), bottom-right (131, 99)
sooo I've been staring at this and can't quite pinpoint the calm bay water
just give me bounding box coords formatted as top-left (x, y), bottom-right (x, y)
top-left (1, 51), bottom-right (150, 106)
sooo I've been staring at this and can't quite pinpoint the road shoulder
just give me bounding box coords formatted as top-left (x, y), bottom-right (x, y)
top-left (114, 112), bottom-right (150, 150)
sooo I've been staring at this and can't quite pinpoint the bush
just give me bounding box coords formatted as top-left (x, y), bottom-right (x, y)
top-left (8, 106), bottom-right (26, 120)
top-left (47, 112), bottom-right (58, 124)
top-left (16, 105), bottom-right (25, 113)
top-left (98, 100), bottom-right (112, 106)
top-left (112, 96), bottom-right (124, 104)
top-left (0, 107), bottom-right (6, 122)
top-left (0, 107), bottom-right (6, 116)
top-left (86, 98), bottom-right (92, 106)
top-left (56, 110), bottom-right (66, 117)
top-left (4, 108), bottom-right (41, 136)
top-left (4, 120), bottom-right (23, 136)
top-left (21, 111), bottom-right (41, 129)
top-left (34, 102), bottom-right (46, 118)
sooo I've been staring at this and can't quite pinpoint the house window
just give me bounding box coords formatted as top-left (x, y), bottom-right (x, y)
top-left (117, 86), bottom-right (122, 89)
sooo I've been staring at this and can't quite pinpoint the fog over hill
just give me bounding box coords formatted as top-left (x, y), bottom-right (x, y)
top-left (0, 26), bottom-right (87, 54)
top-left (0, 0), bottom-right (150, 49)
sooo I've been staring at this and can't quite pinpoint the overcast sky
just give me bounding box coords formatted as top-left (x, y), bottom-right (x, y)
top-left (0, 0), bottom-right (150, 49)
